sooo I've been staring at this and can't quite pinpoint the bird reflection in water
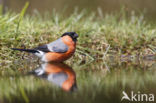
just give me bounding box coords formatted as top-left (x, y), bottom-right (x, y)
top-left (31, 62), bottom-right (77, 92)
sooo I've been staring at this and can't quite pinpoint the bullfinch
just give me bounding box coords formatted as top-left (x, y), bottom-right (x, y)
top-left (11, 32), bottom-right (78, 62)
top-left (30, 62), bottom-right (77, 92)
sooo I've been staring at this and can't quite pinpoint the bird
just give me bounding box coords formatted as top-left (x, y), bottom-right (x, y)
top-left (11, 32), bottom-right (78, 62)
top-left (30, 62), bottom-right (77, 91)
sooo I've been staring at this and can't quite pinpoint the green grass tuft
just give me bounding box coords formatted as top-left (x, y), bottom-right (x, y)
top-left (0, 9), bottom-right (156, 64)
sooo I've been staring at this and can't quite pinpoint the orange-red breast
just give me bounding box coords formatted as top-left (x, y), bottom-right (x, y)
top-left (31, 62), bottom-right (77, 91)
top-left (11, 32), bottom-right (78, 62)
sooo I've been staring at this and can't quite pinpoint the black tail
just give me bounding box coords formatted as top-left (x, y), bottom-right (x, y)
top-left (11, 48), bottom-right (39, 53)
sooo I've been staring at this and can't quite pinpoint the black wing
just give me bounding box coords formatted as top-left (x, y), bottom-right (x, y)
top-left (34, 45), bottom-right (50, 53)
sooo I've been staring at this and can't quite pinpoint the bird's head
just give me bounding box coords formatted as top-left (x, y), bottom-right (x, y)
top-left (61, 32), bottom-right (78, 42)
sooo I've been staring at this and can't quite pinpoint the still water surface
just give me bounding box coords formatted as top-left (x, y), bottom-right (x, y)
top-left (0, 58), bottom-right (155, 103)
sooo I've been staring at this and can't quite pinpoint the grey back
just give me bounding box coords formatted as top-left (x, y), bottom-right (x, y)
top-left (47, 38), bottom-right (68, 53)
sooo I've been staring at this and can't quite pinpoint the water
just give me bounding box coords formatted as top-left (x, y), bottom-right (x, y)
top-left (30, 62), bottom-right (77, 92)
top-left (0, 58), bottom-right (156, 103)
top-left (1, 0), bottom-right (156, 20)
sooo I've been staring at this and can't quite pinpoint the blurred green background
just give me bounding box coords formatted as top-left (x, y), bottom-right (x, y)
top-left (1, 0), bottom-right (156, 19)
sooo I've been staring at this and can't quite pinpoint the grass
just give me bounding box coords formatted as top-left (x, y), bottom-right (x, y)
top-left (0, 4), bottom-right (156, 103)
top-left (0, 6), bottom-right (156, 64)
